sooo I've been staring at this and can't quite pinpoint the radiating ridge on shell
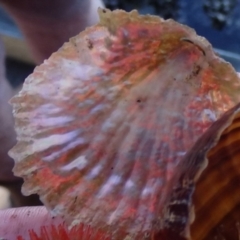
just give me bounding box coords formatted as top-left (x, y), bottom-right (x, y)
top-left (9, 8), bottom-right (240, 239)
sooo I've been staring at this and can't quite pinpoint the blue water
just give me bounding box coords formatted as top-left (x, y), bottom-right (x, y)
top-left (178, 0), bottom-right (240, 55)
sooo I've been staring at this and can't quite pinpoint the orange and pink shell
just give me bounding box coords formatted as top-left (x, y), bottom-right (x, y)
top-left (7, 8), bottom-right (240, 240)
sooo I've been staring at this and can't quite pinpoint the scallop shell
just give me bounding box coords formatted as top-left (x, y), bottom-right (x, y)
top-left (191, 108), bottom-right (240, 240)
top-left (9, 9), bottom-right (240, 239)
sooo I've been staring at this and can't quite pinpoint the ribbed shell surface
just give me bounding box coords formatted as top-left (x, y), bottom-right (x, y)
top-left (9, 9), bottom-right (240, 239)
